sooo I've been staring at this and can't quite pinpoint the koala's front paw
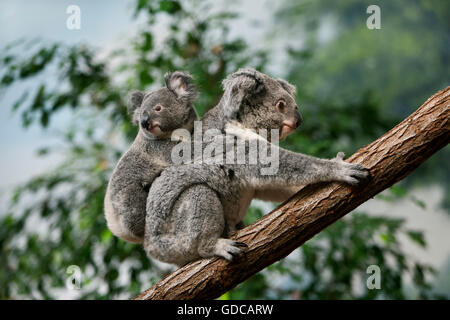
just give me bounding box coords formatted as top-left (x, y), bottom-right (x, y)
top-left (214, 238), bottom-right (248, 262)
top-left (332, 152), bottom-right (369, 185)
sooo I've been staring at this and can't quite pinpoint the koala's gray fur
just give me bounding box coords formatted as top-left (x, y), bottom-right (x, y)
top-left (144, 68), bottom-right (369, 266)
top-left (104, 71), bottom-right (198, 243)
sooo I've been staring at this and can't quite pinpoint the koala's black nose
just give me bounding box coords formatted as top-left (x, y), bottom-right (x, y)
top-left (140, 112), bottom-right (150, 128)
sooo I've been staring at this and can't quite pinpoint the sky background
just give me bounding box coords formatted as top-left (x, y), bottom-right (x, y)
top-left (0, 0), bottom-right (448, 291)
top-left (0, 0), bottom-right (272, 190)
top-left (0, 0), bottom-right (139, 190)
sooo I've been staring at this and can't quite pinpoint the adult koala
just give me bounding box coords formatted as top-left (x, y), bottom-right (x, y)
top-left (144, 68), bottom-right (368, 266)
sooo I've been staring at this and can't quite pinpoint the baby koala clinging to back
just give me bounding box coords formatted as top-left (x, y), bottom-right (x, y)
top-left (104, 71), bottom-right (198, 243)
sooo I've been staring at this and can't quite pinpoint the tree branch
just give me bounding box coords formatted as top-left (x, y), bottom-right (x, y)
top-left (134, 87), bottom-right (450, 300)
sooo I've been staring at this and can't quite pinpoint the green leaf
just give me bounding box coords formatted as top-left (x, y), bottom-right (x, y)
top-left (101, 229), bottom-right (113, 244)
top-left (159, 0), bottom-right (181, 14)
top-left (390, 185), bottom-right (407, 197)
top-left (410, 196), bottom-right (426, 209)
top-left (406, 230), bottom-right (426, 248)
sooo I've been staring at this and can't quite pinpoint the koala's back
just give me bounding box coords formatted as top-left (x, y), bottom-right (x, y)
top-left (105, 138), bottom-right (177, 243)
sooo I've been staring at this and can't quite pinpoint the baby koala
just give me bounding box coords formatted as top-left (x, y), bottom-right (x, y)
top-left (104, 71), bottom-right (198, 243)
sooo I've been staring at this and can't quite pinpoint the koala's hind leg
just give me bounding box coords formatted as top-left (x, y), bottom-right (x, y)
top-left (175, 184), bottom-right (247, 264)
top-left (182, 185), bottom-right (248, 262)
top-left (145, 184), bottom-right (247, 266)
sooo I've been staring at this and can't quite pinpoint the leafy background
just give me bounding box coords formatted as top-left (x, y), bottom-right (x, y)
top-left (0, 0), bottom-right (449, 299)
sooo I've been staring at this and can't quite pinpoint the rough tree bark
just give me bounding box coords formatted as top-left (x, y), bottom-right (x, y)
top-left (135, 87), bottom-right (450, 300)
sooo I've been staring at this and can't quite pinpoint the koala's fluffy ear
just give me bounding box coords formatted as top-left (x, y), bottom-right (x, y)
top-left (128, 91), bottom-right (144, 125)
top-left (277, 78), bottom-right (297, 96)
top-left (222, 67), bottom-right (266, 119)
top-left (164, 71), bottom-right (198, 103)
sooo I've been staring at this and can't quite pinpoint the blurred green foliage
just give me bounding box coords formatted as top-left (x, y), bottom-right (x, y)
top-left (275, 0), bottom-right (450, 207)
top-left (0, 0), bottom-right (448, 299)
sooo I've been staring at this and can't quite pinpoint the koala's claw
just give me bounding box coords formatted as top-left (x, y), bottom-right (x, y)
top-left (344, 164), bottom-right (369, 184)
top-left (332, 151), bottom-right (369, 185)
top-left (233, 241), bottom-right (248, 249)
top-left (349, 167), bottom-right (369, 179)
top-left (214, 239), bottom-right (247, 262)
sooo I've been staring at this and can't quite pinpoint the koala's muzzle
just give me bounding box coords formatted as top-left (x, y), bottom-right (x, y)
top-left (140, 112), bottom-right (150, 129)
top-left (280, 109), bottom-right (302, 140)
top-left (140, 111), bottom-right (162, 136)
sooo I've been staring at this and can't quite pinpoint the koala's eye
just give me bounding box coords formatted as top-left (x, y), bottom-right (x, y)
top-left (276, 100), bottom-right (286, 113)
top-left (154, 104), bottom-right (163, 112)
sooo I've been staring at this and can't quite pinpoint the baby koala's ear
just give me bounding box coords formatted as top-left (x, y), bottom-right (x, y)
top-left (164, 71), bottom-right (198, 103)
top-left (277, 78), bottom-right (297, 96)
top-left (128, 91), bottom-right (144, 124)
